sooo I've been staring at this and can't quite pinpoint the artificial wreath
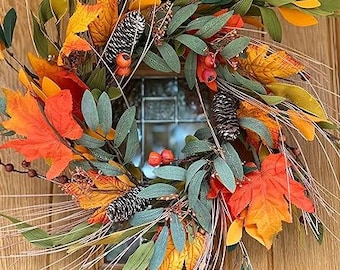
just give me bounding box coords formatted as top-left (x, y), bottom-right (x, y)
top-left (0, 0), bottom-right (339, 269)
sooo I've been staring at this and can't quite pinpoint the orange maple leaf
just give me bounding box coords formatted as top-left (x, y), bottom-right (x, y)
top-left (89, 0), bottom-right (118, 46)
top-left (238, 44), bottom-right (304, 84)
top-left (228, 153), bottom-right (315, 249)
top-left (0, 90), bottom-right (83, 179)
top-left (237, 101), bottom-right (281, 149)
top-left (28, 53), bottom-right (88, 119)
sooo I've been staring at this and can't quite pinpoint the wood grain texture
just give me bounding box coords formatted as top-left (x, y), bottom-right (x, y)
top-left (0, 1), bottom-right (339, 269)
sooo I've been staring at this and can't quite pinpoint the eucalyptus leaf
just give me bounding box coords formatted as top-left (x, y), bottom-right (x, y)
top-left (153, 166), bottom-right (186, 181)
top-left (234, 72), bottom-right (266, 94)
top-left (184, 50), bottom-right (197, 89)
top-left (123, 241), bottom-right (154, 270)
top-left (222, 143), bottom-right (244, 180)
top-left (81, 90), bottom-right (99, 131)
top-left (188, 170), bottom-right (207, 207)
top-left (149, 226), bottom-right (169, 270)
top-left (114, 106), bottom-right (136, 147)
top-left (194, 127), bottom-right (212, 140)
top-left (143, 50), bottom-right (172, 73)
top-left (38, 0), bottom-right (54, 25)
top-left (157, 42), bottom-right (181, 73)
top-left (186, 16), bottom-right (214, 32)
top-left (3, 8), bottom-right (17, 47)
top-left (170, 213), bottom-right (186, 252)
top-left (214, 157), bottom-right (236, 192)
top-left (89, 148), bottom-right (115, 161)
top-left (55, 223), bottom-right (101, 246)
top-left (167, 4), bottom-right (198, 35)
top-left (31, 13), bottom-right (48, 58)
top-left (182, 140), bottom-right (214, 155)
top-left (97, 92), bottom-right (112, 135)
top-left (130, 208), bottom-right (164, 226)
top-left (0, 97), bottom-right (6, 114)
top-left (175, 34), bottom-right (208, 55)
top-left (196, 11), bottom-right (233, 39)
top-left (186, 159), bottom-right (208, 189)
top-left (239, 117), bottom-right (274, 147)
top-left (0, 213), bottom-right (53, 248)
top-left (192, 200), bottom-right (211, 232)
top-left (232, 0), bottom-right (253, 15)
top-left (221, 36), bottom-right (250, 59)
top-left (137, 184), bottom-right (178, 199)
top-left (124, 121), bottom-right (139, 164)
top-left (258, 7), bottom-right (282, 42)
top-left (76, 133), bottom-right (105, 148)
top-left (91, 161), bottom-right (123, 176)
top-left (86, 67), bottom-right (106, 92)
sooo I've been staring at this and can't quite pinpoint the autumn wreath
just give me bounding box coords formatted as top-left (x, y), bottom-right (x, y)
top-left (0, 0), bottom-right (339, 269)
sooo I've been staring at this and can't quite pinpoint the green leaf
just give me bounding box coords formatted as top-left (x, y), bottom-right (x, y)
top-left (149, 226), bottom-right (169, 270)
top-left (186, 159), bottom-right (208, 190)
top-left (319, 0), bottom-right (340, 12)
top-left (167, 4), bottom-right (198, 35)
top-left (196, 11), bottom-right (233, 39)
top-left (194, 127), bottom-right (212, 140)
top-left (107, 87), bottom-right (122, 100)
top-left (175, 34), bottom-right (208, 55)
top-left (50, 0), bottom-right (68, 22)
top-left (81, 90), bottom-right (99, 131)
top-left (258, 94), bottom-right (285, 105)
top-left (188, 170), bottom-right (207, 207)
top-left (222, 143), bottom-right (244, 180)
top-left (214, 157), bottom-right (236, 192)
top-left (0, 27), bottom-right (6, 46)
top-left (0, 213), bottom-right (53, 248)
top-left (91, 161), bottom-right (123, 176)
top-left (92, 88), bottom-right (103, 103)
top-left (114, 106), bottom-right (136, 147)
top-left (186, 16), bottom-right (214, 32)
top-left (221, 37), bottom-right (250, 59)
top-left (143, 50), bottom-right (172, 73)
top-left (32, 13), bottom-right (48, 57)
top-left (3, 8), bottom-right (17, 47)
top-left (86, 67), bottom-right (106, 92)
top-left (130, 208), bottom-right (164, 226)
top-left (55, 223), bottom-right (101, 246)
top-left (76, 133), bottom-right (105, 148)
top-left (234, 72), bottom-right (266, 94)
top-left (0, 97), bottom-right (6, 114)
top-left (232, 0), bottom-right (253, 15)
top-left (239, 117), bottom-right (274, 147)
top-left (137, 184), bottom-right (178, 199)
top-left (97, 92), bottom-right (112, 135)
top-left (170, 213), bottom-right (186, 252)
top-left (258, 7), bottom-right (282, 42)
top-left (157, 42), bottom-right (181, 73)
top-left (184, 50), bottom-right (197, 90)
top-left (192, 200), bottom-right (211, 232)
top-left (266, 0), bottom-right (293, 6)
top-left (153, 166), bottom-right (186, 181)
top-left (216, 65), bottom-right (240, 85)
top-left (124, 121), bottom-right (139, 164)
top-left (182, 140), bottom-right (214, 155)
top-left (89, 148), bottom-right (115, 161)
top-left (123, 241), bottom-right (154, 270)
top-left (38, 0), bottom-right (54, 24)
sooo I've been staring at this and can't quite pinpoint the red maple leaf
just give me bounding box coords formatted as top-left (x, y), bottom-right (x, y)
top-left (1, 90), bottom-right (83, 179)
top-left (227, 153), bottom-right (314, 248)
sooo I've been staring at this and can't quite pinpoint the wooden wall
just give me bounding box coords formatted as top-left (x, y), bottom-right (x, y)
top-left (0, 1), bottom-right (339, 269)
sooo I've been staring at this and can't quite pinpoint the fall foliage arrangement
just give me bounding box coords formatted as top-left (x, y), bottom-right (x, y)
top-left (0, 0), bottom-right (340, 269)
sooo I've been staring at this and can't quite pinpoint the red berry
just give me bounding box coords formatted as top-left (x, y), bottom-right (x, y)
top-left (148, 151), bottom-right (162, 167)
top-left (21, 160), bottom-right (31, 168)
top-left (202, 68), bottom-right (217, 83)
top-left (161, 149), bottom-right (174, 165)
top-left (27, 169), bottom-right (37, 178)
top-left (4, 163), bottom-right (14, 172)
top-left (116, 52), bottom-right (132, 68)
top-left (204, 53), bottom-right (216, 68)
top-left (116, 66), bottom-right (131, 77)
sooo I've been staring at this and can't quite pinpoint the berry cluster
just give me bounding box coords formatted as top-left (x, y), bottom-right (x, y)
top-left (115, 52), bottom-right (132, 77)
top-left (148, 149), bottom-right (174, 167)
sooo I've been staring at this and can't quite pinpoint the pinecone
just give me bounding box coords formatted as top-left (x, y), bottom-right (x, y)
top-left (104, 11), bottom-right (145, 66)
top-left (107, 186), bottom-right (150, 223)
top-left (212, 90), bottom-right (240, 142)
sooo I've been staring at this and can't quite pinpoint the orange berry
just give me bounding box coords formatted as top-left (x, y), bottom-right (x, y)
top-left (204, 53), bottom-right (216, 68)
top-left (116, 66), bottom-right (131, 77)
top-left (161, 149), bottom-right (174, 165)
top-left (116, 52), bottom-right (132, 68)
top-left (148, 151), bottom-right (162, 167)
top-left (202, 68), bottom-right (217, 83)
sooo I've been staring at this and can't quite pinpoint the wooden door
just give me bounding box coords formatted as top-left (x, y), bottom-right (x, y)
top-left (0, 1), bottom-right (339, 269)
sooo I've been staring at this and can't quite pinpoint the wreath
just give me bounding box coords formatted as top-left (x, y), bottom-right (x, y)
top-left (0, 0), bottom-right (339, 269)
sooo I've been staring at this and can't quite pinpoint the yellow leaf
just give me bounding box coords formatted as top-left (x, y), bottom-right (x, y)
top-left (18, 69), bottom-right (33, 91)
top-left (66, 1), bottom-right (103, 36)
top-left (244, 224), bottom-right (267, 248)
top-left (129, 0), bottom-right (161, 10)
top-left (41, 77), bottom-right (61, 97)
top-left (278, 7), bottom-right (318, 27)
top-left (185, 232), bottom-right (206, 270)
top-left (159, 236), bottom-right (187, 270)
top-left (50, 0), bottom-right (68, 21)
top-left (266, 83), bottom-right (327, 119)
top-left (89, 0), bottom-right (119, 46)
top-left (292, 0), bottom-right (321, 9)
top-left (287, 109), bottom-right (315, 141)
top-left (0, 41), bottom-right (5, 60)
top-left (226, 219), bottom-right (243, 246)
